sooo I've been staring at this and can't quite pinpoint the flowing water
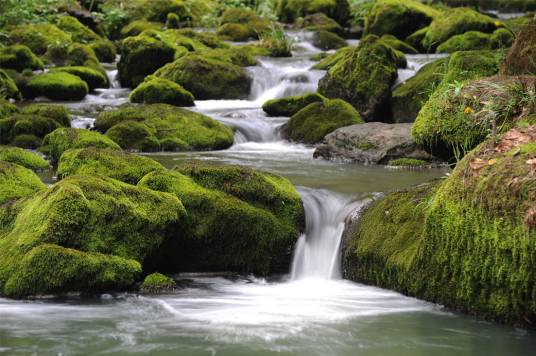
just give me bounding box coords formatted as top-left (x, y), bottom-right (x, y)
top-left (2, 31), bottom-right (536, 355)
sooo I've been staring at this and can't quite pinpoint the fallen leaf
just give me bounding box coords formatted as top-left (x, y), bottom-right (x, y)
top-left (470, 158), bottom-right (488, 172)
top-left (488, 159), bottom-right (497, 165)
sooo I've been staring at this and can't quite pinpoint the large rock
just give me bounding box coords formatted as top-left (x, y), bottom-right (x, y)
top-left (0, 161), bottom-right (46, 205)
top-left (24, 72), bottom-right (89, 101)
top-left (129, 77), bottom-right (195, 106)
top-left (501, 15), bottom-right (536, 75)
top-left (50, 66), bottom-right (109, 90)
top-left (0, 146), bottom-right (49, 172)
top-left (276, 0), bottom-right (351, 26)
top-left (7, 24), bottom-right (72, 55)
top-left (262, 93), bottom-right (326, 117)
top-left (436, 28), bottom-right (513, 53)
top-left (0, 45), bottom-right (44, 72)
top-left (314, 122), bottom-right (434, 164)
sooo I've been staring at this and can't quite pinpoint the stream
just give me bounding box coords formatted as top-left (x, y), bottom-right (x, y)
top-left (1, 31), bottom-right (535, 355)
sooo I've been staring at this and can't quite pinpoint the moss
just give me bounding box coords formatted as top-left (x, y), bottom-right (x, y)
top-left (318, 35), bottom-right (399, 121)
top-left (118, 34), bottom-right (176, 88)
top-left (380, 34), bottom-right (417, 54)
top-left (0, 174), bottom-right (184, 297)
top-left (138, 163), bottom-right (304, 275)
top-left (120, 20), bottom-right (162, 39)
top-left (57, 148), bottom-right (164, 184)
top-left (217, 8), bottom-right (271, 41)
top-left (217, 23), bottom-right (254, 42)
top-left (312, 30), bottom-right (347, 50)
top-left (141, 29), bottom-right (211, 53)
top-left (20, 104), bottom-right (71, 127)
top-left (140, 272), bottom-right (175, 293)
top-left (262, 93), bottom-right (326, 117)
top-left (0, 161), bottom-right (46, 204)
top-left (501, 16), bottom-right (536, 76)
top-left (390, 57), bottom-right (449, 123)
top-left (0, 146), bottom-right (49, 171)
top-left (0, 45), bottom-right (44, 72)
top-left (220, 8), bottom-right (258, 25)
top-left (24, 72), bottom-right (88, 101)
top-left (300, 13), bottom-right (343, 34)
top-left (422, 8), bottom-right (500, 51)
top-left (95, 104), bottom-right (233, 152)
top-left (89, 40), bottom-right (117, 63)
top-left (436, 29), bottom-right (514, 53)
top-left (283, 98), bottom-right (363, 143)
top-left (0, 99), bottom-right (19, 120)
top-left (388, 158), bottom-right (427, 167)
top-left (40, 128), bottom-right (120, 164)
top-left (503, 14), bottom-right (534, 34)
top-left (166, 13), bottom-right (181, 29)
top-left (173, 29), bottom-right (228, 49)
top-left (404, 26), bottom-right (429, 52)
top-left (364, 0), bottom-right (439, 40)
top-left (198, 46), bottom-right (257, 67)
top-left (155, 54), bottom-right (251, 100)
top-left (57, 15), bottom-right (101, 43)
top-left (277, 0), bottom-right (351, 26)
top-left (0, 69), bottom-right (21, 101)
top-left (7, 24), bottom-right (72, 55)
top-left (130, 77), bottom-right (194, 106)
top-left (51, 66), bottom-right (109, 90)
top-left (312, 46), bottom-right (353, 70)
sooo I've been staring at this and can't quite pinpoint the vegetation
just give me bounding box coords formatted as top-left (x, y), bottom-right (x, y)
top-left (263, 93), bottom-right (326, 117)
top-left (0, 161), bottom-right (47, 204)
top-left (140, 273), bottom-right (176, 293)
top-left (0, 146), bottom-right (49, 171)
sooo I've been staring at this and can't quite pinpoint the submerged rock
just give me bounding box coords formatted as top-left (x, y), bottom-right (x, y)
top-left (140, 273), bottom-right (176, 293)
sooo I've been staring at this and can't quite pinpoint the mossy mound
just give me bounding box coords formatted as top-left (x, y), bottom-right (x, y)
top-left (198, 47), bottom-right (257, 67)
top-left (312, 30), bottom-right (347, 50)
top-left (7, 24), bottom-right (72, 55)
top-left (217, 23), bottom-right (254, 42)
top-left (318, 35), bottom-right (399, 121)
top-left (120, 20), bottom-right (162, 39)
top-left (0, 174), bottom-right (184, 298)
top-left (90, 40), bottom-right (117, 63)
top-left (276, 0), bottom-right (351, 26)
top-left (130, 77), bottom-right (195, 106)
top-left (139, 163), bottom-right (305, 274)
top-left (300, 13), bottom-right (343, 34)
top-left (262, 93), bottom-right (326, 117)
top-left (0, 99), bottom-right (19, 120)
top-left (20, 104), bottom-right (71, 127)
top-left (0, 161), bottom-right (46, 205)
top-left (501, 15), bottom-right (536, 75)
top-left (312, 46), bottom-right (353, 70)
top-left (140, 273), bottom-right (176, 293)
top-left (422, 8), bottom-right (500, 51)
top-left (436, 28), bottom-right (514, 53)
top-left (217, 8), bottom-right (270, 41)
top-left (0, 146), bottom-right (49, 171)
top-left (0, 69), bottom-right (21, 101)
top-left (0, 45), bottom-right (44, 72)
top-left (24, 72), bottom-right (89, 101)
top-left (154, 54), bottom-right (251, 100)
top-left (282, 98), bottom-right (363, 143)
top-left (390, 57), bottom-right (449, 123)
top-left (380, 34), bottom-right (417, 54)
top-left (51, 66), bottom-right (109, 90)
top-left (173, 29), bottom-right (229, 49)
top-left (94, 104), bottom-right (234, 152)
top-left (56, 15), bottom-right (101, 43)
top-left (57, 148), bottom-right (164, 184)
top-left (387, 157), bottom-right (427, 167)
top-left (364, 0), bottom-right (439, 40)
top-left (41, 128), bottom-right (121, 164)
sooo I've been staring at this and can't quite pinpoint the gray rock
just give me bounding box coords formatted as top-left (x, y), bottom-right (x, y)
top-left (313, 122), bottom-right (434, 164)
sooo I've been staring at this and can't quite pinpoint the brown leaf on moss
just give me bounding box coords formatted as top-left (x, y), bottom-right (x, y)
top-left (469, 158), bottom-right (488, 172)
top-left (495, 127), bottom-right (536, 153)
top-left (524, 206), bottom-right (536, 226)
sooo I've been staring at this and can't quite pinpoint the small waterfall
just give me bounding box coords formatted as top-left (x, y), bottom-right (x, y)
top-left (291, 188), bottom-right (367, 280)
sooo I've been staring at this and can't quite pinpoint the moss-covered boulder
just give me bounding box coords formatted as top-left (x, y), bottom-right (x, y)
top-left (501, 15), bottom-right (536, 75)
top-left (57, 15), bottom-right (101, 43)
top-left (0, 146), bottom-right (49, 171)
top-left (94, 104), bottom-right (234, 152)
top-left (436, 28), bottom-right (514, 53)
top-left (216, 8), bottom-right (271, 41)
top-left (0, 69), bottom-right (21, 101)
top-left (7, 24), bottom-right (72, 55)
top-left (0, 99), bottom-right (19, 120)
top-left (41, 128), bottom-right (120, 164)
top-left (130, 77), bottom-right (195, 106)
top-left (318, 35), bottom-right (399, 121)
top-left (364, 0), bottom-right (439, 40)
top-left (282, 98), bottom-right (363, 143)
top-left (277, 0), bottom-right (351, 26)
top-left (118, 34), bottom-right (176, 88)
top-left (139, 163), bottom-right (305, 274)
top-left (140, 272), bottom-right (176, 293)
top-left (0, 161), bottom-right (46, 204)
top-left (50, 66), bottom-right (109, 90)
top-left (0, 174), bottom-right (184, 298)
top-left (312, 30), bottom-right (347, 50)
top-left (24, 72), bottom-right (89, 101)
top-left (20, 104), bottom-right (71, 127)
top-left (0, 45), bottom-right (44, 72)
top-left (262, 93), bottom-right (326, 117)
top-left (57, 148), bottom-right (164, 184)
top-left (300, 13), bottom-right (344, 34)
top-left (380, 34), bottom-right (418, 54)
top-left (154, 54), bottom-right (251, 100)
top-left (217, 23), bottom-right (253, 42)
top-left (120, 20), bottom-right (162, 39)
top-left (90, 40), bottom-right (117, 63)
top-left (390, 57), bottom-right (449, 123)
top-left (198, 47), bottom-right (257, 67)
top-left (422, 8), bottom-right (500, 51)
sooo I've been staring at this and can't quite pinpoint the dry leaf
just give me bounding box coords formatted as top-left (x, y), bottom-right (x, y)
top-left (470, 158), bottom-right (488, 171)
top-left (488, 159), bottom-right (497, 165)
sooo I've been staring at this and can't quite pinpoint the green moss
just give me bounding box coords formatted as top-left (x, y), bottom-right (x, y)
top-left (388, 158), bottom-right (427, 167)
top-left (404, 26), bottom-right (429, 52)
top-left (120, 20), bottom-right (162, 39)
top-left (300, 13), bottom-right (343, 34)
top-left (95, 104), bottom-right (234, 151)
top-left (0, 99), bottom-right (19, 120)
top-left (40, 128), bottom-right (121, 164)
top-left (141, 29), bottom-right (211, 53)
top-left (217, 23), bottom-right (254, 42)
top-left (7, 24), bottom-right (72, 55)
top-left (166, 13), bottom-right (181, 29)
top-left (51, 66), bottom-right (109, 90)
top-left (277, 0), bottom-right (351, 26)
top-left (198, 46), bottom-right (257, 67)
top-left (57, 15), bottom-right (102, 43)
top-left (89, 40), bottom-right (117, 63)
top-left (262, 93), bottom-right (326, 117)
top-left (0, 69), bottom-right (21, 101)
top-left (436, 29), bottom-right (514, 53)
top-left (312, 30), bottom-right (347, 50)
top-left (318, 35), bottom-right (399, 121)
top-left (57, 148), bottom-right (164, 184)
top-left (283, 98), bottom-right (363, 143)
top-left (0, 161), bottom-right (46, 204)
top-left (501, 16), bottom-right (536, 76)
top-left (130, 77), bottom-right (194, 106)
top-left (0, 146), bottom-right (49, 171)
top-left (173, 29), bottom-right (228, 49)
top-left (155, 54), bottom-right (251, 100)
top-left (24, 72), bottom-right (88, 101)
top-left (140, 272), bottom-right (175, 293)
top-left (312, 46), bottom-right (353, 70)
top-left (220, 7), bottom-right (258, 25)
top-left (364, 0), bottom-right (439, 40)
top-left (20, 104), bottom-right (71, 127)
top-left (0, 45), bottom-right (44, 72)
top-left (381, 34), bottom-right (417, 54)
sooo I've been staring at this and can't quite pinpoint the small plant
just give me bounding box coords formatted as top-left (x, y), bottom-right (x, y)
top-left (259, 24), bottom-right (295, 57)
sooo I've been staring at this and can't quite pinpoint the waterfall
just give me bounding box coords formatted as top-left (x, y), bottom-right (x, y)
top-left (291, 188), bottom-right (367, 280)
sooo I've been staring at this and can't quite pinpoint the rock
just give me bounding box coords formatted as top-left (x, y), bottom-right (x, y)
top-left (20, 104), bottom-right (71, 127)
top-left (436, 28), bottom-right (514, 53)
top-left (120, 20), bottom-right (162, 39)
top-left (501, 15), bottom-right (536, 75)
top-left (300, 13), bottom-right (344, 35)
top-left (0, 146), bottom-right (49, 171)
top-left (0, 69), bottom-right (21, 101)
top-left (89, 40), bottom-right (117, 63)
top-left (129, 77), bottom-right (195, 106)
top-left (0, 45), bottom-right (44, 72)
top-left (154, 54), bottom-right (252, 100)
top-left (50, 66), bottom-right (109, 90)
top-left (24, 72), bottom-right (89, 101)
top-left (380, 34), bottom-right (418, 54)
top-left (7, 24), bottom-right (72, 55)
top-left (262, 93), bottom-right (326, 117)
top-left (390, 57), bottom-right (449, 123)
top-left (0, 161), bottom-right (46, 204)
top-left (314, 122), bottom-right (434, 164)
top-left (404, 26), bottom-right (428, 52)
top-left (318, 35), bottom-right (399, 121)
top-left (217, 23), bottom-right (254, 42)
top-left (140, 273), bottom-right (176, 293)
top-left (364, 0), bottom-right (439, 40)
top-left (0, 99), bottom-right (19, 119)
top-left (56, 15), bottom-right (102, 43)
top-left (41, 128), bottom-right (121, 164)
top-left (216, 8), bottom-right (270, 41)
top-left (312, 46), bottom-right (353, 70)
top-left (198, 47), bottom-right (258, 67)
top-left (312, 30), bottom-right (347, 50)
top-left (94, 104), bottom-right (234, 152)
top-left (276, 0), bottom-right (351, 26)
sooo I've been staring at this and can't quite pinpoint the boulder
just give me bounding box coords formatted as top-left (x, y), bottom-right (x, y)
top-left (140, 273), bottom-right (176, 293)
top-left (24, 72), bottom-right (89, 101)
top-left (262, 93), bottom-right (326, 117)
top-left (276, 0), bottom-right (351, 26)
top-left (0, 45), bottom-right (44, 72)
top-left (300, 13), bottom-right (343, 34)
top-left (0, 161), bottom-right (46, 204)
top-left (129, 77), bottom-right (195, 106)
top-left (90, 40), bottom-right (117, 63)
top-left (0, 69), bottom-right (21, 101)
top-left (312, 30), bottom-right (347, 50)
top-left (0, 146), bottom-right (49, 171)
top-left (380, 34), bottom-right (418, 54)
top-left (50, 66), bottom-right (109, 90)
top-left (436, 28), bottom-right (514, 53)
top-left (7, 24), bottom-right (72, 55)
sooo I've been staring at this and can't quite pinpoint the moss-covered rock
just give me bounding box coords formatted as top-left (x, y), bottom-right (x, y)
top-left (300, 13), bottom-right (344, 34)
top-left (0, 99), bottom-right (19, 120)
top-left (51, 66), bottom-right (109, 90)
top-left (0, 45), bottom-right (44, 72)
top-left (436, 28), bottom-right (514, 53)
top-left (0, 174), bottom-right (184, 297)
top-left (217, 8), bottom-right (270, 41)
top-left (501, 15), bottom-right (536, 76)
top-left (198, 46), bottom-right (257, 67)
top-left (41, 128), bottom-right (120, 164)
top-left (282, 98), bottom-right (363, 143)
top-left (390, 57), bottom-right (449, 123)
top-left (20, 104), bottom-right (71, 127)
top-left (364, 0), bottom-right (439, 40)
top-left (154, 54), bottom-right (251, 100)
top-left (262, 93), bottom-right (326, 117)
top-left (0, 146), bottom-right (49, 171)
top-left (312, 46), bottom-right (353, 70)
top-left (0, 161), bottom-right (46, 204)
top-left (217, 23), bottom-right (254, 42)
top-left (57, 15), bottom-right (101, 43)
top-left (23, 72), bottom-right (88, 101)
top-left (0, 69), bottom-right (21, 101)
top-left (89, 40), bottom-right (117, 63)
top-left (130, 77), bottom-right (194, 106)
top-left (277, 0), bottom-right (351, 26)
top-left (120, 20), bottom-right (162, 39)
top-left (380, 34), bottom-right (417, 54)
top-left (140, 272), bottom-right (176, 293)
top-left (404, 26), bottom-right (429, 52)
top-left (318, 35), bottom-right (399, 121)
top-left (387, 157), bottom-right (427, 167)
top-left (95, 104), bottom-right (234, 152)
top-left (7, 24), bottom-right (72, 55)
top-left (139, 163), bottom-right (305, 274)
top-left (312, 30), bottom-right (347, 50)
